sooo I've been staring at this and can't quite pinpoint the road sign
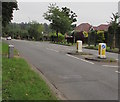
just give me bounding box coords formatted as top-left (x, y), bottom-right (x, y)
top-left (102, 45), bottom-right (105, 49)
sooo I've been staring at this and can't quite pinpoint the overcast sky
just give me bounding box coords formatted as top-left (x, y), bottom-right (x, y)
top-left (12, 1), bottom-right (118, 26)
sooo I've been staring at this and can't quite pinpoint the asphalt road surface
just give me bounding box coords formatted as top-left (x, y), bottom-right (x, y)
top-left (6, 39), bottom-right (119, 100)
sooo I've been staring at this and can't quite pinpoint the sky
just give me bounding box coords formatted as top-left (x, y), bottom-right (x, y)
top-left (11, 1), bottom-right (119, 26)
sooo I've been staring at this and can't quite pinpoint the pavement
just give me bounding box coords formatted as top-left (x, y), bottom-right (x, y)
top-left (5, 39), bottom-right (119, 100)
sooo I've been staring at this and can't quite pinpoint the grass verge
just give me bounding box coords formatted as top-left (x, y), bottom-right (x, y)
top-left (50, 41), bottom-right (74, 46)
top-left (85, 45), bottom-right (119, 53)
top-left (2, 42), bottom-right (56, 100)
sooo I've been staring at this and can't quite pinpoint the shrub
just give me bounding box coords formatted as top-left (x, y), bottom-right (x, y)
top-left (97, 31), bottom-right (105, 43)
top-left (83, 31), bottom-right (88, 38)
top-left (58, 33), bottom-right (65, 42)
top-left (50, 32), bottom-right (65, 42)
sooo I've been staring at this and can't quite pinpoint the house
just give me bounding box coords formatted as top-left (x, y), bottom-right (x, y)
top-left (74, 23), bottom-right (110, 32)
top-left (66, 23), bottom-right (110, 43)
top-left (94, 24), bottom-right (109, 31)
top-left (74, 23), bottom-right (92, 32)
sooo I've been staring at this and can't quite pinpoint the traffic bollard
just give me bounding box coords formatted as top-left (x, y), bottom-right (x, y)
top-left (77, 40), bottom-right (82, 52)
top-left (8, 45), bottom-right (14, 58)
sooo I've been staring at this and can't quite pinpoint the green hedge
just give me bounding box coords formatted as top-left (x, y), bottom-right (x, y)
top-left (50, 33), bottom-right (65, 42)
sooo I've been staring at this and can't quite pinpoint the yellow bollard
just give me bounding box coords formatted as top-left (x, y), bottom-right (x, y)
top-left (76, 40), bottom-right (82, 52)
top-left (98, 43), bottom-right (106, 58)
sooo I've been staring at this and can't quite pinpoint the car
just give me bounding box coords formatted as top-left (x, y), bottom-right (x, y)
top-left (7, 36), bottom-right (12, 40)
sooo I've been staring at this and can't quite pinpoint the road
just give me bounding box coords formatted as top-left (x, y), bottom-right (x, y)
top-left (6, 39), bottom-right (118, 100)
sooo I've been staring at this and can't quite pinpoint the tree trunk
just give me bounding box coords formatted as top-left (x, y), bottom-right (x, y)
top-left (56, 30), bottom-right (58, 42)
top-left (119, 48), bottom-right (120, 54)
top-left (88, 35), bottom-right (90, 46)
top-left (94, 34), bottom-right (96, 47)
top-left (112, 31), bottom-right (116, 49)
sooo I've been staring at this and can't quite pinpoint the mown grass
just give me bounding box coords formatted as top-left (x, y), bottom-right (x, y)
top-left (1, 42), bottom-right (8, 55)
top-left (2, 42), bottom-right (18, 56)
top-left (2, 42), bottom-right (56, 100)
top-left (51, 41), bottom-right (75, 46)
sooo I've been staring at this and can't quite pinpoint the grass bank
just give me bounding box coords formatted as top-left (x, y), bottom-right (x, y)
top-left (2, 42), bottom-right (56, 100)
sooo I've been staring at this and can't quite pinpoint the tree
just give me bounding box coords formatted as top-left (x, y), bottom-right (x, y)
top-left (88, 30), bottom-right (97, 46)
top-left (83, 31), bottom-right (88, 44)
top-left (108, 12), bottom-right (120, 49)
top-left (107, 26), bottom-right (114, 48)
top-left (28, 21), bottom-right (44, 41)
top-left (2, 2), bottom-right (18, 27)
top-left (117, 26), bottom-right (120, 53)
top-left (43, 23), bottom-right (50, 34)
top-left (96, 31), bottom-right (105, 43)
top-left (61, 7), bottom-right (77, 30)
top-left (43, 4), bottom-right (77, 41)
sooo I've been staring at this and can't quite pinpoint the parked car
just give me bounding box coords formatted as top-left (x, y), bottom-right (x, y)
top-left (7, 36), bottom-right (12, 40)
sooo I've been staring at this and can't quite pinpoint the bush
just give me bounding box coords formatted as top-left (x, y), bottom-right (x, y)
top-left (58, 33), bottom-right (65, 42)
top-left (97, 31), bottom-right (105, 43)
top-left (50, 32), bottom-right (65, 42)
top-left (88, 30), bottom-right (97, 46)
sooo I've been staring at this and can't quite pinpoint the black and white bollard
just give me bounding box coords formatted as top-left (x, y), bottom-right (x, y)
top-left (8, 45), bottom-right (14, 58)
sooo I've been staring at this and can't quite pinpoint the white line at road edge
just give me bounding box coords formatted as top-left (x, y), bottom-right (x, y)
top-left (46, 48), bottom-right (59, 52)
top-left (102, 65), bottom-right (119, 68)
top-left (66, 54), bottom-right (94, 65)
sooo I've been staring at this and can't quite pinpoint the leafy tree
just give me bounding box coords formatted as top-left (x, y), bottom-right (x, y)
top-left (50, 32), bottom-right (65, 42)
top-left (28, 21), bottom-right (44, 41)
top-left (108, 12), bottom-right (120, 49)
top-left (61, 7), bottom-right (77, 30)
top-left (2, 22), bottom-right (30, 39)
top-left (88, 30), bottom-right (97, 46)
top-left (43, 23), bottom-right (52, 34)
top-left (96, 31), bottom-right (105, 43)
top-left (107, 26), bottom-right (114, 48)
top-left (83, 31), bottom-right (88, 44)
top-left (117, 26), bottom-right (120, 53)
top-left (2, 2), bottom-right (18, 27)
top-left (43, 4), bottom-right (77, 41)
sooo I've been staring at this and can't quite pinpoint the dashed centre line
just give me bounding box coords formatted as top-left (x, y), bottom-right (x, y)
top-left (66, 54), bottom-right (94, 65)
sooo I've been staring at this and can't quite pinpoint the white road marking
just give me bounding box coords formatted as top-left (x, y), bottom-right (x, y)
top-left (66, 54), bottom-right (94, 65)
top-left (66, 54), bottom-right (80, 60)
top-left (66, 48), bottom-right (74, 51)
top-left (80, 59), bottom-right (94, 64)
top-left (102, 65), bottom-right (118, 68)
top-left (46, 48), bottom-right (59, 52)
top-left (115, 71), bottom-right (120, 73)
